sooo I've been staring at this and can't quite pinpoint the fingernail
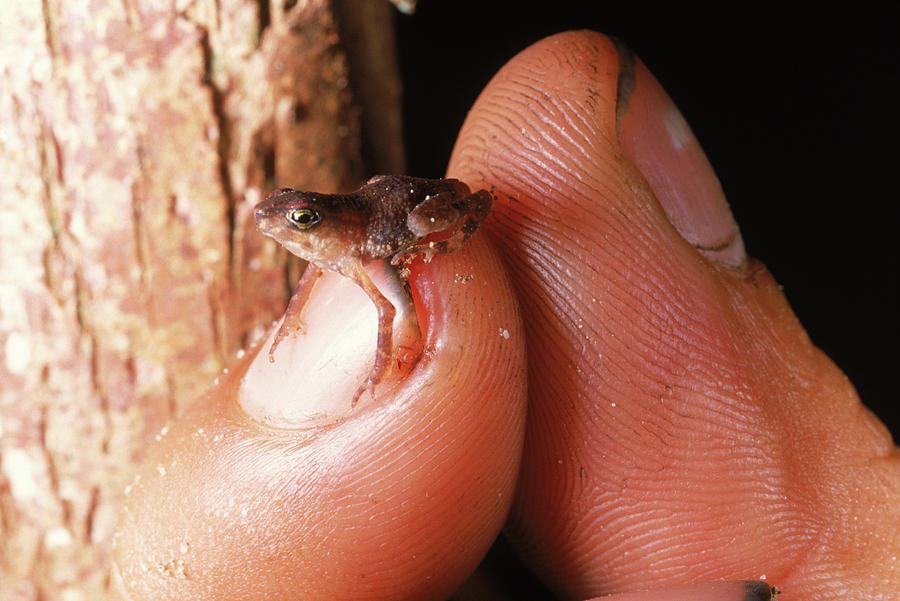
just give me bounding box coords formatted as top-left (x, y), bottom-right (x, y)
top-left (239, 263), bottom-right (421, 427)
top-left (615, 43), bottom-right (747, 270)
top-left (602, 580), bottom-right (775, 601)
top-left (743, 580), bottom-right (777, 601)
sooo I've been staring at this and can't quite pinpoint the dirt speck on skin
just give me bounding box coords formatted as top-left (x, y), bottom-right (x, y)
top-left (157, 556), bottom-right (189, 579)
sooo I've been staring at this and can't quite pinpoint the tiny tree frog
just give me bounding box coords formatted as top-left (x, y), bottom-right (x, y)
top-left (254, 175), bottom-right (493, 407)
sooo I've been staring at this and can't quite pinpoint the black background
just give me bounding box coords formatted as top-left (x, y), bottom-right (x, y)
top-left (396, 4), bottom-right (898, 438)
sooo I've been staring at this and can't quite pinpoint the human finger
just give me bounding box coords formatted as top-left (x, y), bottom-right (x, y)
top-left (448, 30), bottom-right (899, 600)
top-left (110, 230), bottom-right (526, 599)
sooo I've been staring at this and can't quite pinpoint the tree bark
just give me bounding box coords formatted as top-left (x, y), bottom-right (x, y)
top-left (0, 1), bottom-right (398, 598)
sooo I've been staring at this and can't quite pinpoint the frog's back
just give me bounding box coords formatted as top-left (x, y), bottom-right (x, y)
top-left (362, 175), bottom-right (461, 259)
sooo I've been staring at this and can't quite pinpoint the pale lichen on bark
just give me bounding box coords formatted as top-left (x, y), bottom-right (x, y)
top-left (0, 0), bottom-right (371, 598)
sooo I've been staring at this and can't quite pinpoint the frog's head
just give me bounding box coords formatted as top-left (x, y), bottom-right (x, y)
top-left (255, 188), bottom-right (365, 268)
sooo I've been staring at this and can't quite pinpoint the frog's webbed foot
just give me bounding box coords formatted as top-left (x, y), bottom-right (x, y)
top-left (267, 263), bottom-right (322, 362)
top-left (391, 188), bottom-right (493, 265)
top-left (390, 243), bottom-right (437, 266)
top-left (268, 319), bottom-right (304, 362)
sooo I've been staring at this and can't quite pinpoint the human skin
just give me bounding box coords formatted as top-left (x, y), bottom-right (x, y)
top-left (110, 31), bottom-right (899, 600)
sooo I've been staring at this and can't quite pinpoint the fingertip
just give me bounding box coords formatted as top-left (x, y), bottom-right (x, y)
top-left (447, 28), bottom-right (900, 601)
top-left (449, 30), bottom-right (620, 200)
top-left (111, 235), bottom-right (526, 601)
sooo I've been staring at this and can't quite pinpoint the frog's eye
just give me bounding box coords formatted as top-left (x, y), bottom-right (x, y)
top-left (286, 207), bottom-right (321, 230)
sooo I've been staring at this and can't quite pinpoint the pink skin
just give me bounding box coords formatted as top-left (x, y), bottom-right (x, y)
top-left (110, 32), bottom-right (899, 601)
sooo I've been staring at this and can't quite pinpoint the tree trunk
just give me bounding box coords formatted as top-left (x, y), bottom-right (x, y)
top-left (0, 1), bottom-right (401, 598)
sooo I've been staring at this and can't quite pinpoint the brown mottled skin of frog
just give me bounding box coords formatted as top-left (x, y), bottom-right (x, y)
top-left (254, 175), bottom-right (493, 407)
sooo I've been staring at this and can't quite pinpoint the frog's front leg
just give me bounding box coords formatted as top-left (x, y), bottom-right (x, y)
top-left (341, 260), bottom-right (396, 408)
top-left (391, 188), bottom-right (493, 264)
top-left (268, 263), bottom-right (322, 362)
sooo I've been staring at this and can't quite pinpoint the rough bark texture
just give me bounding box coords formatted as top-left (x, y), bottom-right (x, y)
top-left (0, 1), bottom-right (395, 598)
top-left (334, 0), bottom-right (405, 175)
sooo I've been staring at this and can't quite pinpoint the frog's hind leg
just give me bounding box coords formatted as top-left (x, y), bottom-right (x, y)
top-left (268, 263), bottom-right (322, 362)
top-left (341, 261), bottom-right (397, 408)
top-left (392, 188), bottom-right (493, 264)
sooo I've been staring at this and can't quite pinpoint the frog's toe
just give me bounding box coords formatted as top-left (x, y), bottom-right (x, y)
top-left (350, 378), bottom-right (376, 408)
top-left (390, 249), bottom-right (416, 265)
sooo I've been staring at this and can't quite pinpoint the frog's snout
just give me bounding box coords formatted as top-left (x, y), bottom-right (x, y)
top-left (253, 202), bottom-right (270, 227)
top-left (255, 188), bottom-right (293, 226)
